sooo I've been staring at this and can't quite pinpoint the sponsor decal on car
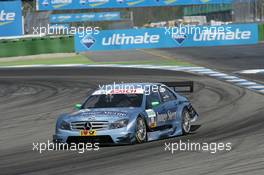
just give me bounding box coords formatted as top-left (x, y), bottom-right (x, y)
top-left (157, 111), bottom-right (176, 122)
top-left (146, 109), bottom-right (157, 128)
top-left (80, 111), bottom-right (128, 117)
top-left (80, 130), bottom-right (96, 136)
top-left (93, 88), bottom-right (144, 95)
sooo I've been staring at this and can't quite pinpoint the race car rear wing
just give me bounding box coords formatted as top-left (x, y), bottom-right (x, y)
top-left (161, 81), bottom-right (194, 93)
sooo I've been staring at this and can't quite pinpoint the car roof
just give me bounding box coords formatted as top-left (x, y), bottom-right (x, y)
top-left (92, 83), bottom-right (164, 95)
top-left (102, 82), bottom-right (162, 88)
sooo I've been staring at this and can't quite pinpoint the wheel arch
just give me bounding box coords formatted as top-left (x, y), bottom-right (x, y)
top-left (137, 113), bottom-right (151, 132)
top-left (176, 102), bottom-right (190, 121)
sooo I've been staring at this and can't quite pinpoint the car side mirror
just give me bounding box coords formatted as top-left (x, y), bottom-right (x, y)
top-left (75, 104), bottom-right (82, 110)
top-left (151, 101), bottom-right (160, 108)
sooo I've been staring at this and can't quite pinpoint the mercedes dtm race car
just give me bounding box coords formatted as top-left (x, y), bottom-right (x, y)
top-left (53, 82), bottom-right (198, 144)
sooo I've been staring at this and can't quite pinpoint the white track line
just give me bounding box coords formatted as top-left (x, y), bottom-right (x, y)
top-left (238, 69), bottom-right (264, 74)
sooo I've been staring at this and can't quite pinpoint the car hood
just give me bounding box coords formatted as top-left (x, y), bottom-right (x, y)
top-left (63, 107), bottom-right (142, 123)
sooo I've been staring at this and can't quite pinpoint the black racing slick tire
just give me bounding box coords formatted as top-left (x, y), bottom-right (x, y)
top-left (182, 108), bottom-right (191, 134)
top-left (135, 117), bottom-right (147, 143)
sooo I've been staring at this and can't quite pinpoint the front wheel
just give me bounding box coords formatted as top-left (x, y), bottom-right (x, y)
top-left (182, 109), bottom-right (191, 134)
top-left (135, 117), bottom-right (147, 143)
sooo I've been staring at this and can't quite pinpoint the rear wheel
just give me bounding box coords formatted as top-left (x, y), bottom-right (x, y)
top-left (182, 108), bottom-right (191, 134)
top-left (135, 117), bottom-right (147, 143)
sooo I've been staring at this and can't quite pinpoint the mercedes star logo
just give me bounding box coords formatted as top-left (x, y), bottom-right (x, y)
top-left (84, 122), bottom-right (92, 130)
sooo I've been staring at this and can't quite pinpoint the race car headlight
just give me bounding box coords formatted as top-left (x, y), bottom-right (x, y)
top-left (59, 120), bottom-right (71, 130)
top-left (110, 119), bottom-right (129, 129)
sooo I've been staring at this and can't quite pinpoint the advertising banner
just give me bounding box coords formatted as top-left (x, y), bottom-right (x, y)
top-left (37, 0), bottom-right (232, 11)
top-left (0, 0), bottom-right (23, 37)
top-left (74, 23), bottom-right (258, 52)
top-left (50, 12), bottom-right (121, 23)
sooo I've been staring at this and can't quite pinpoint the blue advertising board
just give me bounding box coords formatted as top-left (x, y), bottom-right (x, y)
top-left (50, 24), bottom-right (70, 28)
top-left (50, 12), bottom-right (121, 23)
top-left (74, 23), bottom-right (258, 52)
top-left (37, 0), bottom-right (232, 11)
top-left (0, 0), bottom-right (23, 37)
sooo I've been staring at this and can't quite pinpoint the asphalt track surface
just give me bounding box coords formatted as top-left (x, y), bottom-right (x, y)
top-left (160, 43), bottom-right (264, 72)
top-left (159, 43), bottom-right (264, 83)
top-left (85, 43), bottom-right (264, 83)
top-left (0, 67), bottom-right (264, 175)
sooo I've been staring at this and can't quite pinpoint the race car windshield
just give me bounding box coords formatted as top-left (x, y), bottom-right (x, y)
top-left (84, 94), bottom-right (143, 108)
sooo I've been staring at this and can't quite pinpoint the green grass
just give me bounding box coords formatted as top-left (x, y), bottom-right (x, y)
top-left (0, 55), bottom-right (93, 66)
top-left (0, 54), bottom-right (193, 67)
